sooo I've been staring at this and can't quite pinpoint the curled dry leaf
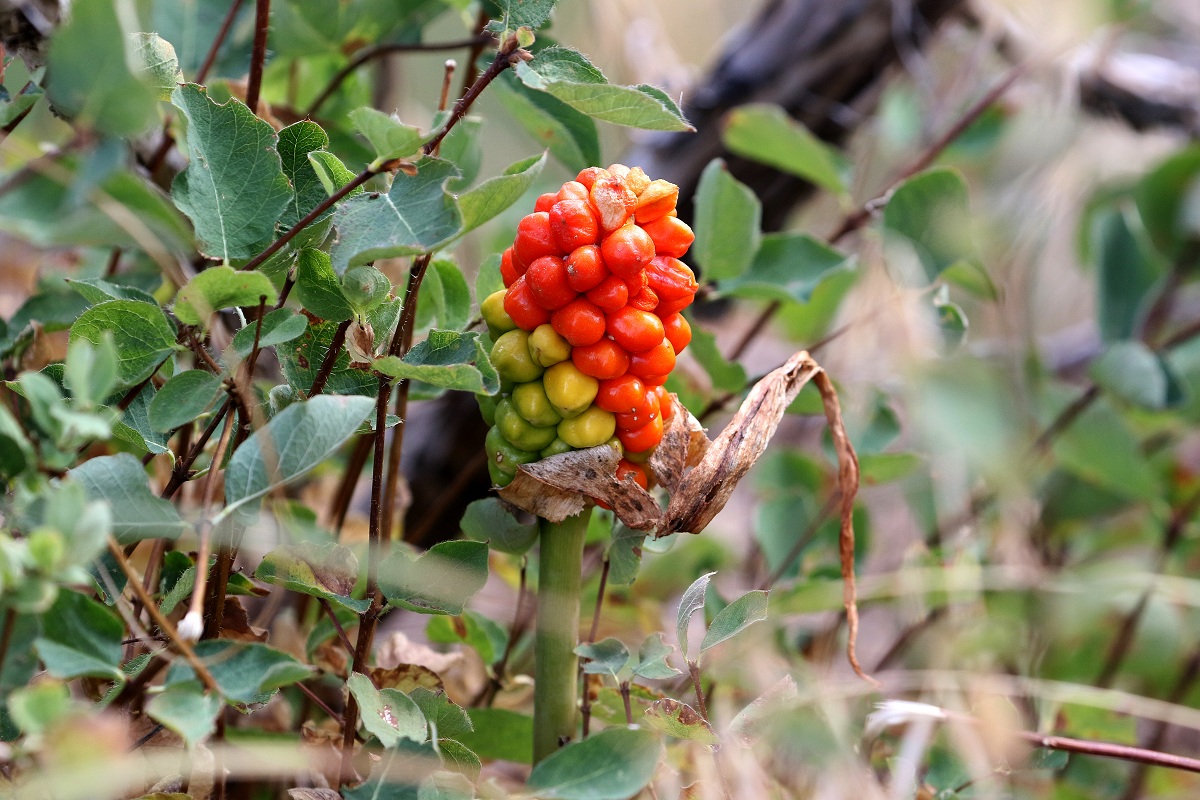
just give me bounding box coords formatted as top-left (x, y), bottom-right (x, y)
top-left (367, 663), bottom-right (445, 694)
top-left (288, 790), bottom-right (342, 800)
top-left (221, 596), bottom-right (269, 642)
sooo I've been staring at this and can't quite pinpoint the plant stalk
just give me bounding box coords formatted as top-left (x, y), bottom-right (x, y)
top-left (533, 509), bottom-right (592, 764)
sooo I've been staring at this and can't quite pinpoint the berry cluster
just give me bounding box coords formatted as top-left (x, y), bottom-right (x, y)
top-left (479, 164), bottom-right (698, 489)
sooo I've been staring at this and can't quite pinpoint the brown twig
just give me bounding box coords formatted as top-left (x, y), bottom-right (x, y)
top-left (331, 436), bottom-right (373, 533)
top-left (104, 539), bottom-right (219, 693)
top-left (760, 492), bottom-right (840, 589)
top-left (305, 35), bottom-right (491, 117)
top-left (244, 0), bottom-right (271, 115)
top-left (318, 598), bottom-right (355, 654)
top-left (1118, 645), bottom-right (1200, 797)
top-left (184, 409), bottom-right (236, 641)
top-left (308, 319), bottom-right (352, 397)
top-left (473, 557), bottom-right (529, 708)
top-left (162, 398), bottom-right (233, 499)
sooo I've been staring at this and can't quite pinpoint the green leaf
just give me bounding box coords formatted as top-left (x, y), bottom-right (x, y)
top-left (347, 673), bottom-right (427, 747)
top-left (295, 249), bottom-right (356, 323)
top-left (1092, 206), bottom-right (1165, 343)
top-left (720, 233), bottom-right (853, 305)
top-left (113, 382), bottom-right (171, 456)
top-left (460, 497), bottom-right (538, 555)
top-left (606, 523), bottom-right (646, 587)
top-left (631, 633), bottom-right (681, 680)
top-left (687, 322), bottom-right (746, 393)
top-left (277, 318), bottom-right (377, 397)
top-left (253, 541), bottom-right (370, 613)
top-left (330, 158), bottom-right (463, 273)
top-left (174, 265), bottom-right (278, 326)
top-left (8, 681), bottom-right (74, 736)
top-left (420, 261), bottom-right (472, 333)
top-left (574, 638), bottom-right (630, 678)
top-left (0, 403), bottom-right (34, 478)
top-left (492, 71), bottom-right (600, 172)
top-left (166, 641), bottom-right (314, 704)
top-left (69, 299), bottom-right (175, 390)
top-left (440, 118), bottom-right (483, 191)
top-left (35, 590), bottom-right (124, 681)
top-left (1090, 340), bottom-right (1184, 410)
top-left (457, 153), bottom-right (546, 235)
top-left (409, 687), bottom-right (473, 740)
top-left (70, 453), bottom-right (188, 543)
top-left (146, 685), bottom-right (222, 747)
top-left (221, 395), bottom-right (375, 520)
top-left (350, 107), bottom-right (425, 166)
top-left (379, 540), bottom-right (489, 615)
top-left (489, 0), bottom-right (557, 32)
top-left (308, 150), bottom-right (363, 198)
top-left (171, 83), bottom-right (293, 262)
top-left (130, 33), bottom-right (183, 101)
top-left (46, 0), bottom-right (159, 136)
top-left (427, 611), bottom-right (508, 665)
top-left (64, 334), bottom-right (119, 409)
top-left (642, 698), bottom-right (718, 746)
top-left (458, 709), bottom-right (533, 764)
top-left (723, 104), bottom-right (848, 195)
top-left (229, 308), bottom-right (309, 361)
top-left (67, 276), bottom-right (159, 306)
top-left (699, 590), bottom-right (768, 653)
top-left (527, 728), bottom-right (662, 800)
top-left (1052, 400), bottom-right (1158, 501)
top-left (278, 120), bottom-right (339, 245)
top-left (676, 572), bottom-right (714, 661)
top-left (148, 370), bottom-right (223, 432)
top-left (693, 159), bottom-right (761, 281)
top-left (1135, 145), bottom-right (1200, 259)
top-left (374, 330), bottom-right (499, 395)
top-left (515, 47), bottom-right (692, 132)
top-left (882, 168), bottom-right (977, 283)
top-left (858, 452), bottom-right (922, 485)
top-left (934, 294), bottom-right (968, 352)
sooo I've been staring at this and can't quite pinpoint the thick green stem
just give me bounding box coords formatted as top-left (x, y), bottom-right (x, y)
top-left (534, 509), bottom-right (592, 764)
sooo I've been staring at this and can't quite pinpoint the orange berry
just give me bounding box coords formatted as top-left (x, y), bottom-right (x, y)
top-left (607, 306), bottom-right (665, 353)
top-left (618, 414), bottom-right (664, 453)
top-left (616, 389), bottom-right (660, 430)
top-left (640, 215), bottom-right (694, 258)
top-left (601, 223), bottom-right (655, 279)
top-left (566, 245), bottom-right (608, 293)
top-left (572, 338), bottom-right (630, 380)
top-left (550, 198), bottom-right (600, 252)
top-left (655, 386), bottom-right (675, 421)
top-left (646, 256), bottom-right (698, 313)
top-left (525, 255), bottom-right (576, 310)
top-left (514, 212), bottom-right (560, 266)
top-left (661, 313), bottom-right (691, 354)
top-left (550, 298), bottom-right (606, 346)
top-left (503, 275), bottom-right (551, 331)
top-left (615, 459), bottom-right (648, 490)
top-left (634, 179), bottom-right (679, 223)
top-left (586, 275), bottom-right (629, 313)
top-left (628, 285), bottom-right (659, 312)
top-left (642, 373), bottom-right (669, 387)
top-left (556, 180), bottom-right (590, 204)
top-left (534, 192), bottom-right (558, 213)
top-left (629, 339), bottom-right (675, 379)
top-left (596, 374), bottom-right (647, 414)
top-left (590, 174), bottom-right (637, 232)
top-left (576, 167), bottom-right (609, 190)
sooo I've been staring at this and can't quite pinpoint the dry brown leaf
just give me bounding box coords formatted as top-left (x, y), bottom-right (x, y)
top-left (287, 790), bottom-right (342, 800)
top-left (220, 596), bottom-right (268, 642)
top-left (375, 631), bottom-right (464, 676)
top-left (498, 445), bottom-right (660, 529)
top-left (658, 351), bottom-right (821, 536)
top-left (367, 663), bottom-right (444, 694)
top-left (648, 401), bottom-right (708, 493)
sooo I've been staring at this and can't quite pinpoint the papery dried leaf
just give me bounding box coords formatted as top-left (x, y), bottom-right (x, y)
top-left (375, 631), bottom-right (464, 675)
top-left (221, 596), bottom-right (268, 642)
top-left (814, 370), bottom-right (877, 687)
top-left (367, 663), bottom-right (444, 694)
top-left (314, 640), bottom-right (349, 677)
top-left (658, 352), bottom-right (821, 536)
top-left (648, 400), bottom-right (708, 493)
top-left (498, 445), bottom-right (661, 529)
top-left (345, 319), bottom-right (375, 363)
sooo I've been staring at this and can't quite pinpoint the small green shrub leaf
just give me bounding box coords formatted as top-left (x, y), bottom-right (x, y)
top-left (693, 159), bottom-right (762, 281)
top-left (527, 728), bottom-right (662, 800)
top-left (69, 300), bottom-right (175, 390)
top-left (699, 590), bottom-right (768, 653)
top-left (723, 104), bottom-right (848, 195)
top-left (173, 265), bottom-right (278, 326)
top-left (148, 370), bottom-right (223, 432)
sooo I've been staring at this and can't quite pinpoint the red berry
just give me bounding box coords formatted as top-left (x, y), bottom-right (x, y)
top-left (514, 212), bottom-right (560, 266)
top-left (534, 192), bottom-right (558, 213)
top-left (503, 275), bottom-right (551, 331)
top-left (640, 215), bottom-right (694, 258)
top-left (500, 247), bottom-right (520, 287)
top-left (556, 180), bottom-right (591, 204)
top-left (550, 198), bottom-right (600, 252)
top-left (607, 307), bottom-right (665, 353)
top-left (615, 459), bottom-right (648, 490)
top-left (616, 390), bottom-right (660, 430)
top-left (572, 338), bottom-right (630, 380)
top-left (566, 245), bottom-right (608, 293)
top-left (590, 174), bottom-right (637, 232)
top-left (655, 386), bottom-right (675, 421)
top-left (628, 285), bottom-right (659, 312)
top-left (645, 256), bottom-right (698, 305)
top-left (550, 298), bottom-right (606, 346)
top-left (586, 275), bottom-right (629, 313)
top-left (661, 313), bottom-right (691, 353)
top-left (596, 374), bottom-right (647, 414)
top-left (629, 339), bottom-right (675, 379)
top-left (525, 255), bottom-right (576, 310)
top-left (601, 223), bottom-right (655, 279)
top-left (618, 414), bottom-right (664, 453)
top-left (576, 167), bottom-right (609, 190)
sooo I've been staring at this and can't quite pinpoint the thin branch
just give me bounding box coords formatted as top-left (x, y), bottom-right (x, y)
top-left (304, 35), bottom-right (492, 117)
top-left (182, 409), bottom-right (236, 641)
top-left (421, 36), bottom-right (520, 157)
top-left (1118, 645), bottom-right (1200, 798)
top-left (105, 539), bottom-right (219, 693)
top-left (162, 398), bottom-right (233, 499)
top-left (331, 436), bottom-right (373, 533)
top-left (760, 492), bottom-right (840, 589)
top-left (0, 609), bottom-right (15, 681)
top-left (473, 556), bottom-right (529, 708)
top-left (198, 0), bottom-right (247, 85)
top-left (587, 558), bottom-right (611, 644)
top-left (308, 319), bottom-right (352, 397)
top-left (688, 661), bottom-right (710, 720)
top-left (318, 598), bottom-right (355, 654)
top-left (296, 681), bottom-right (347, 729)
top-left (244, 0), bottom-right (271, 115)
